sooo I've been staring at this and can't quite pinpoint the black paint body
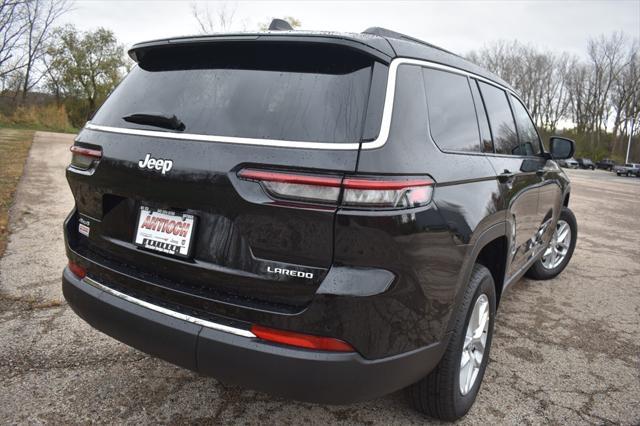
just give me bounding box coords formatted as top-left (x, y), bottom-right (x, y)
top-left (62, 30), bottom-right (571, 401)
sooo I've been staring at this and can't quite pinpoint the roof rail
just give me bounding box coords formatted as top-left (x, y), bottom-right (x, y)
top-left (362, 27), bottom-right (458, 57)
top-left (268, 18), bottom-right (294, 31)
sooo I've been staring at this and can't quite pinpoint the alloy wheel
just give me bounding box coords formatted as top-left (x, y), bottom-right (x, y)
top-left (459, 294), bottom-right (489, 395)
top-left (541, 219), bottom-right (571, 270)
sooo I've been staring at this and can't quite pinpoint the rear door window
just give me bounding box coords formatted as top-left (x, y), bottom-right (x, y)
top-left (510, 95), bottom-right (541, 155)
top-left (478, 82), bottom-right (519, 155)
top-left (92, 43), bottom-right (381, 144)
top-left (422, 68), bottom-right (481, 152)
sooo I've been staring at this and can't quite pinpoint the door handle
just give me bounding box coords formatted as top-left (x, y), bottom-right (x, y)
top-left (497, 170), bottom-right (515, 183)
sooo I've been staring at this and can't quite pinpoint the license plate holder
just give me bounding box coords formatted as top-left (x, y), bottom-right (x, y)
top-left (134, 205), bottom-right (196, 259)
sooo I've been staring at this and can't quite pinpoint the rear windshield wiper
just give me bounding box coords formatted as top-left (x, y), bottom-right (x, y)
top-left (122, 113), bottom-right (185, 131)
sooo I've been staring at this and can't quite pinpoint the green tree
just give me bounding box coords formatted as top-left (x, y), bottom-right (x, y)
top-left (47, 25), bottom-right (125, 125)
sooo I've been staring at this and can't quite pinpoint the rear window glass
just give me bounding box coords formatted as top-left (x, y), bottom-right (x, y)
top-left (92, 43), bottom-right (380, 144)
top-left (422, 68), bottom-right (480, 152)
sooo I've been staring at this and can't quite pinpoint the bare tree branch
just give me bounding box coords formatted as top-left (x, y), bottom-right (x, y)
top-left (0, 0), bottom-right (29, 77)
top-left (20, 0), bottom-right (71, 100)
top-left (191, 1), bottom-right (237, 34)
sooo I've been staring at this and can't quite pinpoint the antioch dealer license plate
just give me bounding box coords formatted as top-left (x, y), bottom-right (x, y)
top-left (134, 206), bottom-right (196, 258)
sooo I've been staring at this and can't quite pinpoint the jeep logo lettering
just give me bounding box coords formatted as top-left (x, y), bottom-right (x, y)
top-left (267, 266), bottom-right (314, 279)
top-left (138, 153), bottom-right (173, 175)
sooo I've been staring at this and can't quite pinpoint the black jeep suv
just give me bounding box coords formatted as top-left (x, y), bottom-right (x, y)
top-left (596, 158), bottom-right (616, 171)
top-left (62, 25), bottom-right (577, 420)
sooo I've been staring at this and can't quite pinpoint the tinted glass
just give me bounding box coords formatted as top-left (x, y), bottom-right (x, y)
top-left (389, 65), bottom-right (429, 146)
top-left (510, 95), bottom-right (541, 155)
top-left (92, 43), bottom-right (376, 144)
top-left (470, 80), bottom-right (493, 152)
top-left (422, 68), bottom-right (480, 152)
top-left (362, 62), bottom-right (389, 141)
top-left (478, 82), bottom-right (518, 155)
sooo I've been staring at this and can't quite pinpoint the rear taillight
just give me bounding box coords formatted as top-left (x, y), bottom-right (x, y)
top-left (238, 168), bottom-right (433, 209)
top-left (251, 324), bottom-right (355, 352)
top-left (238, 169), bottom-right (341, 204)
top-left (70, 145), bottom-right (102, 170)
top-left (68, 261), bottom-right (86, 279)
top-left (342, 177), bottom-right (433, 208)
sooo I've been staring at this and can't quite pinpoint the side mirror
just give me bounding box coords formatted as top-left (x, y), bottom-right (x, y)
top-left (549, 137), bottom-right (575, 160)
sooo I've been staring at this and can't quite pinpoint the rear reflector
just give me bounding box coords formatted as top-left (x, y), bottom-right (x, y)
top-left (251, 324), bottom-right (355, 352)
top-left (68, 261), bottom-right (86, 279)
top-left (238, 168), bottom-right (433, 208)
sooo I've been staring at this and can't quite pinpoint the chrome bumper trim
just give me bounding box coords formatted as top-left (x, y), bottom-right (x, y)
top-left (82, 276), bottom-right (256, 338)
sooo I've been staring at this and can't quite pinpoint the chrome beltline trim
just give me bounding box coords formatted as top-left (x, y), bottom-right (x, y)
top-left (84, 58), bottom-right (515, 151)
top-left (82, 276), bottom-right (256, 338)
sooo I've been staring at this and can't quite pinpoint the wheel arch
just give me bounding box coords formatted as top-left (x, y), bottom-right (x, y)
top-left (446, 222), bottom-right (509, 333)
top-left (475, 235), bottom-right (508, 306)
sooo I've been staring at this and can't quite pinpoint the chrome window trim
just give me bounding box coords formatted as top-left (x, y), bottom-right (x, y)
top-left (83, 123), bottom-right (362, 150)
top-left (82, 276), bottom-right (256, 338)
top-left (83, 58), bottom-right (516, 151)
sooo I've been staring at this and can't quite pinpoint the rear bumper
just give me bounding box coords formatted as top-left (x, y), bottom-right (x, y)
top-left (62, 267), bottom-right (446, 404)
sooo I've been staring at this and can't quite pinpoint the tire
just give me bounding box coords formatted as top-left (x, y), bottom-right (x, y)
top-left (410, 264), bottom-right (496, 421)
top-left (526, 207), bottom-right (577, 280)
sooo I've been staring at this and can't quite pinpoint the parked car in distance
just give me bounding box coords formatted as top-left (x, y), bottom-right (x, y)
top-left (614, 163), bottom-right (640, 177)
top-left (62, 22), bottom-right (578, 421)
top-left (596, 158), bottom-right (616, 171)
top-left (576, 158), bottom-right (595, 169)
top-left (558, 157), bottom-right (579, 169)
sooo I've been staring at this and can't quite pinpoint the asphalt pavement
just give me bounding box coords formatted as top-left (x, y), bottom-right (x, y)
top-left (1, 131), bottom-right (638, 424)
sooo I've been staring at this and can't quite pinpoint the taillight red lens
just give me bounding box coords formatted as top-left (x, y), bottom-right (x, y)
top-left (238, 169), bottom-right (341, 187)
top-left (238, 168), bottom-right (434, 209)
top-left (238, 169), bottom-right (342, 204)
top-left (68, 261), bottom-right (86, 279)
top-left (342, 178), bottom-right (432, 190)
top-left (342, 177), bottom-right (433, 208)
top-left (70, 145), bottom-right (102, 169)
top-left (251, 324), bottom-right (355, 352)
top-left (70, 146), bottom-right (102, 158)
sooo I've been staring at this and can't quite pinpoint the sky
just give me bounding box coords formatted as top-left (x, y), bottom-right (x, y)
top-left (59, 0), bottom-right (640, 57)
